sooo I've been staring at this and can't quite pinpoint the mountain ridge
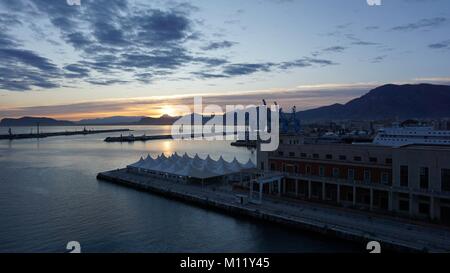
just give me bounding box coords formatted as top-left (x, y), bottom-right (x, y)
top-left (298, 83), bottom-right (450, 121)
top-left (0, 117), bottom-right (75, 127)
top-left (2, 83), bottom-right (450, 126)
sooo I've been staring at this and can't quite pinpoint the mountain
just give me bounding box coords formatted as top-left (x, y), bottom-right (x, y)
top-left (136, 114), bottom-right (181, 125)
top-left (77, 116), bottom-right (145, 125)
top-left (298, 84), bottom-right (450, 121)
top-left (0, 117), bottom-right (75, 127)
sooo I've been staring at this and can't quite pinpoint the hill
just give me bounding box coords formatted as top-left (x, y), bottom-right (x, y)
top-left (299, 84), bottom-right (450, 121)
top-left (0, 117), bottom-right (75, 127)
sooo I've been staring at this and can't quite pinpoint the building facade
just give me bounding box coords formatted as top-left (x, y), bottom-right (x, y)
top-left (256, 134), bottom-right (450, 223)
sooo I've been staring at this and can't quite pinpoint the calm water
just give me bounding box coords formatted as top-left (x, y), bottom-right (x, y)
top-left (0, 126), bottom-right (360, 253)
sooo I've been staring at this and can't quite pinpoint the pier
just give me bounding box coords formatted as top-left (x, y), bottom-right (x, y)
top-left (230, 140), bottom-right (257, 148)
top-left (0, 128), bottom-right (131, 140)
top-left (104, 134), bottom-right (173, 143)
top-left (104, 132), bottom-right (240, 143)
top-left (97, 168), bottom-right (450, 253)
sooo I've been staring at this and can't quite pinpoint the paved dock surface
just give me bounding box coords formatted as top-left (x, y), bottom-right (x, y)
top-left (98, 169), bottom-right (450, 252)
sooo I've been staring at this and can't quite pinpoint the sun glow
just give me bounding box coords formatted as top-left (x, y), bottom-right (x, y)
top-left (160, 105), bottom-right (177, 117)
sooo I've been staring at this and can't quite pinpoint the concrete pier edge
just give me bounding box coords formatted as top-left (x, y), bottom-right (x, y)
top-left (97, 170), bottom-right (428, 253)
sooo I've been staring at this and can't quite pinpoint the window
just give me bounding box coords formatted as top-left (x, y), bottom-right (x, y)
top-left (354, 156), bottom-right (362, 162)
top-left (399, 200), bottom-right (409, 211)
top-left (348, 169), bottom-right (355, 180)
top-left (385, 158), bottom-right (392, 164)
top-left (339, 155), bottom-right (347, 161)
top-left (400, 165), bottom-right (409, 187)
top-left (369, 157), bottom-right (378, 163)
top-left (419, 167), bottom-right (429, 189)
top-left (300, 153), bottom-right (307, 158)
top-left (278, 151), bottom-right (284, 156)
top-left (289, 152), bottom-right (295, 157)
top-left (442, 169), bottom-right (450, 192)
top-left (319, 166), bottom-right (325, 177)
top-left (306, 165), bottom-right (311, 175)
top-left (381, 172), bottom-right (390, 184)
top-left (313, 154), bottom-right (319, 159)
top-left (419, 203), bottom-right (430, 215)
top-left (333, 168), bottom-right (340, 178)
top-left (326, 154), bottom-right (333, 160)
top-left (270, 163), bottom-right (276, 171)
top-left (260, 162), bottom-right (265, 170)
top-left (364, 169), bottom-right (371, 182)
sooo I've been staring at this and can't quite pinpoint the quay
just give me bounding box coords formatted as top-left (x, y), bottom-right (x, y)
top-left (0, 128), bottom-right (131, 140)
top-left (105, 134), bottom-right (173, 143)
top-left (97, 168), bottom-right (450, 253)
top-left (231, 140), bottom-right (257, 148)
top-left (104, 132), bottom-right (239, 143)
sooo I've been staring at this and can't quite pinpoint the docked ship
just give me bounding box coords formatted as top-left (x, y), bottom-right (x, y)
top-left (373, 124), bottom-right (450, 147)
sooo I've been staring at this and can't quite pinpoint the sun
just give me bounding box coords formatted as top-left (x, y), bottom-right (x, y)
top-left (160, 105), bottom-right (177, 117)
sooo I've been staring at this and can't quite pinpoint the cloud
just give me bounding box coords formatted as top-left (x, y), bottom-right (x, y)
top-left (0, 25), bottom-right (61, 91)
top-left (412, 77), bottom-right (450, 85)
top-left (201, 40), bottom-right (237, 50)
top-left (365, 26), bottom-right (380, 31)
top-left (0, 0), bottom-right (208, 90)
top-left (192, 71), bottom-right (229, 79)
top-left (351, 40), bottom-right (379, 46)
top-left (0, 0), bottom-right (343, 91)
top-left (6, 78), bottom-right (450, 120)
top-left (344, 34), bottom-right (379, 46)
top-left (322, 46), bottom-right (347, 53)
top-left (64, 64), bottom-right (90, 78)
top-left (391, 17), bottom-right (447, 31)
top-left (0, 86), bottom-right (368, 119)
top-left (279, 57), bottom-right (337, 70)
top-left (222, 63), bottom-right (275, 76)
top-left (85, 79), bottom-right (128, 86)
top-left (429, 40), bottom-right (450, 49)
top-left (371, 55), bottom-right (387, 63)
top-left (194, 57), bottom-right (337, 79)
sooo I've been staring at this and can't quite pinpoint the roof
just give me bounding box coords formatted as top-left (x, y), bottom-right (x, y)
top-left (127, 153), bottom-right (255, 179)
top-left (401, 144), bottom-right (450, 151)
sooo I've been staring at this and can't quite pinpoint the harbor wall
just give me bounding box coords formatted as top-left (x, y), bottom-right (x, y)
top-left (97, 170), bottom-right (422, 252)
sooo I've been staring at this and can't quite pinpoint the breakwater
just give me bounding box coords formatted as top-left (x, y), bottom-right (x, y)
top-left (105, 134), bottom-right (173, 143)
top-left (0, 128), bottom-right (131, 140)
top-left (104, 132), bottom-right (239, 143)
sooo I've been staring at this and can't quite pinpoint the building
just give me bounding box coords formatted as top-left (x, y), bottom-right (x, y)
top-left (127, 153), bottom-right (255, 185)
top-left (256, 134), bottom-right (450, 224)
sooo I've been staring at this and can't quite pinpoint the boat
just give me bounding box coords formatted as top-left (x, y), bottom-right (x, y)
top-left (373, 124), bottom-right (450, 147)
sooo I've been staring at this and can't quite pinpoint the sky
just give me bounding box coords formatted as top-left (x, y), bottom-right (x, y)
top-left (0, 0), bottom-right (450, 120)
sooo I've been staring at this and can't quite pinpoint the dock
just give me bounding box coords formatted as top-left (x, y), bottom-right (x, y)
top-left (230, 140), bottom-right (257, 148)
top-left (104, 132), bottom-right (239, 143)
top-left (0, 128), bottom-right (131, 140)
top-left (97, 169), bottom-right (450, 253)
top-left (105, 134), bottom-right (173, 143)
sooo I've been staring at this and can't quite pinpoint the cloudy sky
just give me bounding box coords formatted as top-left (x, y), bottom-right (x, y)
top-left (0, 0), bottom-right (450, 120)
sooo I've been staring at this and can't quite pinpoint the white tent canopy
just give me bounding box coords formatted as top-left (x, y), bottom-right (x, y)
top-left (127, 153), bottom-right (255, 179)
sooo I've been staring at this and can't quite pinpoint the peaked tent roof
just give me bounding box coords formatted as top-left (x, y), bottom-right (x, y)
top-left (127, 153), bottom-right (255, 179)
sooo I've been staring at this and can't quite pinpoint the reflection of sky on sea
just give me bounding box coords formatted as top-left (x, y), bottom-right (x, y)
top-left (0, 125), bottom-right (359, 252)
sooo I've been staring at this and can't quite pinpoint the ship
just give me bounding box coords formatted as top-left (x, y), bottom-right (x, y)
top-left (373, 124), bottom-right (450, 147)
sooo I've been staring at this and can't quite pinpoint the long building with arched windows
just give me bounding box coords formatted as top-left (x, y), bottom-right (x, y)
top-left (256, 133), bottom-right (450, 224)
